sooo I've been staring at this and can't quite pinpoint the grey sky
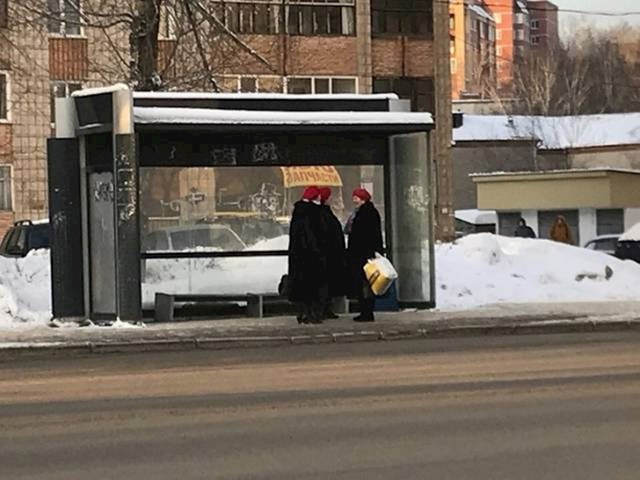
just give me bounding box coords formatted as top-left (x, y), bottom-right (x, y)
top-left (552, 0), bottom-right (640, 34)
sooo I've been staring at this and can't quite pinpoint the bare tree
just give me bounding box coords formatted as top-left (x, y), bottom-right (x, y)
top-left (5, 0), bottom-right (279, 91)
top-left (510, 26), bottom-right (640, 116)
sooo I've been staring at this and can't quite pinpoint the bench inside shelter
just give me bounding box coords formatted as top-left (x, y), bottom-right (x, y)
top-left (154, 292), bottom-right (282, 322)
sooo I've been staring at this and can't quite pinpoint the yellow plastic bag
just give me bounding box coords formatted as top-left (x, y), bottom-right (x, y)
top-left (363, 253), bottom-right (398, 296)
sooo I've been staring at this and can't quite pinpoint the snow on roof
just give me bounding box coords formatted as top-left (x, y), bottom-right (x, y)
top-left (620, 223), bottom-right (640, 242)
top-left (471, 168), bottom-right (640, 179)
top-left (455, 209), bottom-right (497, 225)
top-left (468, 4), bottom-right (495, 23)
top-left (454, 113), bottom-right (640, 150)
top-left (133, 106), bottom-right (433, 126)
top-left (72, 83), bottom-right (129, 97)
top-left (134, 92), bottom-right (400, 101)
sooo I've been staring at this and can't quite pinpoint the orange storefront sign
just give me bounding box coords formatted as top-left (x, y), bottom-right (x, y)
top-left (280, 166), bottom-right (343, 188)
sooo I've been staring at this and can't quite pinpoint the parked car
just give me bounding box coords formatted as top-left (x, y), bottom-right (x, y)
top-left (142, 224), bottom-right (247, 252)
top-left (197, 213), bottom-right (287, 246)
top-left (583, 234), bottom-right (620, 256)
top-left (615, 224), bottom-right (640, 263)
top-left (0, 220), bottom-right (50, 258)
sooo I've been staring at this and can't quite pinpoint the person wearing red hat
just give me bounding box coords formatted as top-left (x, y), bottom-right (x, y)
top-left (346, 187), bottom-right (383, 322)
top-left (287, 186), bottom-right (326, 324)
top-left (318, 187), bottom-right (346, 319)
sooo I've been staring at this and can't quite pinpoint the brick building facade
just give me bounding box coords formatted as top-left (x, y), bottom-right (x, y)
top-left (527, 0), bottom-right (559, 54)
top-left (0, 0), bottom-right (454, 239)
top-left (449, 0), bottom-right (497, 100)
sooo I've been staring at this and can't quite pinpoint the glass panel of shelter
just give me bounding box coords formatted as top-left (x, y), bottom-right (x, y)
top-left (139, 163), bottom-right (386, 304)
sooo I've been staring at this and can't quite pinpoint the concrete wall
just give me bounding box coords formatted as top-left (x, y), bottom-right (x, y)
top-left (624, 208), bottom-right (640, 231)
top-left (578, 208), bottom-right (597, 246)
top-left (568, 147), bottom-right (640, 170)
top-left (453, 140), bottom-right (537, 209)
top-left (476, 171), bottom-right (640, 211)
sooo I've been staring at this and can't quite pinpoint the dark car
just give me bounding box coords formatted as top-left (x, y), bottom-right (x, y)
top-left (614, 224), bottom-right (640, 264)
top-left (0, 220), bottom-right (50, 258)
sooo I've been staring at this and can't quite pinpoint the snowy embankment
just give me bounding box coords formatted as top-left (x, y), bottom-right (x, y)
top-left (435, 234), bottom-right (640, 309)
top-left (2, 233), bottom-right (640, 328)
top-left (0, 251), bottom-right (51, 326)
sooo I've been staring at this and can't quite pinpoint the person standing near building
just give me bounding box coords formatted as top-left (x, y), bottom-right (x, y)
top-left (318, 187), bottom-right (346, 319)
top-left (550, 215), bottom-right (574, 245)
top-left (345, 188), bottom-right (383, 323)
top-left (288, 186), bottom-right (326, 324)
top-left (514, 218), bottom-right (536, 238)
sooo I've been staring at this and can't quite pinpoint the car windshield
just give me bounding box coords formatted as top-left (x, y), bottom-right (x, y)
top-left (593, 238), bottom-right (618, 251)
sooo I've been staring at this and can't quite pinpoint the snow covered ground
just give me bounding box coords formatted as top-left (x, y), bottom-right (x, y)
top-left (2, 233), bottom-right (640, 329)
top-left (435, 234), bottom-right (640, 309)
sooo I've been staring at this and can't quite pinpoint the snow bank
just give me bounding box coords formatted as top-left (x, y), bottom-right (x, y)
top-left (142, 236), bottom-right (289, 304)
top-left (619, 223), bottom-right (640, 241)
top-left (0, 251), bottom-right (51, 328)
top-left (436, 234), bottom-right (640, 310)
top-left (3, 234), bottom-right (640, 327)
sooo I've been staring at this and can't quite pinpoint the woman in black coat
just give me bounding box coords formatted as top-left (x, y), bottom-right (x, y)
top-left (288, 186), bottom-right (326, 324)
top-left (346, 188), bottom-right (383, 322)
top-left (318, 187), bottom-right (346, 319)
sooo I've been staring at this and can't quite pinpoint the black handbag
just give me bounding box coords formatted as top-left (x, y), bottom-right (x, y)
top-left (278, 274), bottom-right (290, 297)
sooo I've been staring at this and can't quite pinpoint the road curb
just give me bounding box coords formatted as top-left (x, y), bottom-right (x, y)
top-left (1, 319), bottom-right (640, 360)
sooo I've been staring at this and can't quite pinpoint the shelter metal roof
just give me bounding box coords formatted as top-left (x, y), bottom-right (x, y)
top-left (133, 106), bottom-right (433, 133)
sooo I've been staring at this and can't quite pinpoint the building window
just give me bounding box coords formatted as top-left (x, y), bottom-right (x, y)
top-left (596, 209), bottom-right (624, 236)
top-left (531, 19), bottom-right (540, 30)
top-left (50, 81), bottom-right (82, 123)
top-left (286, 0), bottom-right (355, 36)
top-left (48, 0), bottom-right (82, 35)
top-left (531, 35), bottom-right (540, 45)
top-left (449, 14), bottom-right (455, 30)
top-left (515, 29), bottom-right (524, 41)
top-left (371, 0), bottom-right (433, 38)
top-left (450, 58), bottom-right (457, 74)
top-left (159, 3), bottom-right (177, 39)
top-left (223, 1), bottom-right (283, 35)
top-left (514, 13), bottom-right (525, 25)
top-left (450, 37), bottom-right (455, 55)
top-left (0, 0), bottom-right (8, 28)
top-left (239, 76), bottom-right (258, 93)
top-left (0, 72), bottom-right (7, 121)
top-left (0, 166), bottom-right (11, 210)
top-left (286, 77), bottom-right (357, 94)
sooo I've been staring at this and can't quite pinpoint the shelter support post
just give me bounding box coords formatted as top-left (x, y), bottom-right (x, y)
top-left (113, 88), bottom-right (142, 321)
top-left (47, 138), bottom-right (85, 319)
top-left (388, 132), bottom-right (435, 308)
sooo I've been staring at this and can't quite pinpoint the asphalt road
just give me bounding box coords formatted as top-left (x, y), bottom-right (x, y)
top-left (1, 332), bottom-right (639, 480)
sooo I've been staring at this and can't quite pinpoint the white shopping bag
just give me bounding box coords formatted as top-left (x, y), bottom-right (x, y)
top-left (364, 253), bottom-right (398, 296)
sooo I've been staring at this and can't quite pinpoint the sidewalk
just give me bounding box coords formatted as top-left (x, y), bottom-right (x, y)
top-left (2, 302), bottom-right (640, 358)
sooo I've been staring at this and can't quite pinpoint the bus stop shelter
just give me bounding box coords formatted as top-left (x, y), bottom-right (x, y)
top-left (48, 84), bottom-right (436, 322)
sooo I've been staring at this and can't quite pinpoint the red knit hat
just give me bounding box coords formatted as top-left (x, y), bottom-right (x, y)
top-left (302, 186), bottom-right (321, 201)
top-left (319, 187), bottom-right (332, 203)
top-left (352, 188), bottom-right (371, 202)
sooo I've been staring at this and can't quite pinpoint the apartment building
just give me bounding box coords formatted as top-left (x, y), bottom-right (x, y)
top-left (527, 0), bottom-right (559, 53)
top-left (0, 0), bottom-right (454, 239)
top-left (450, 0), bottom-right (497, 99)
